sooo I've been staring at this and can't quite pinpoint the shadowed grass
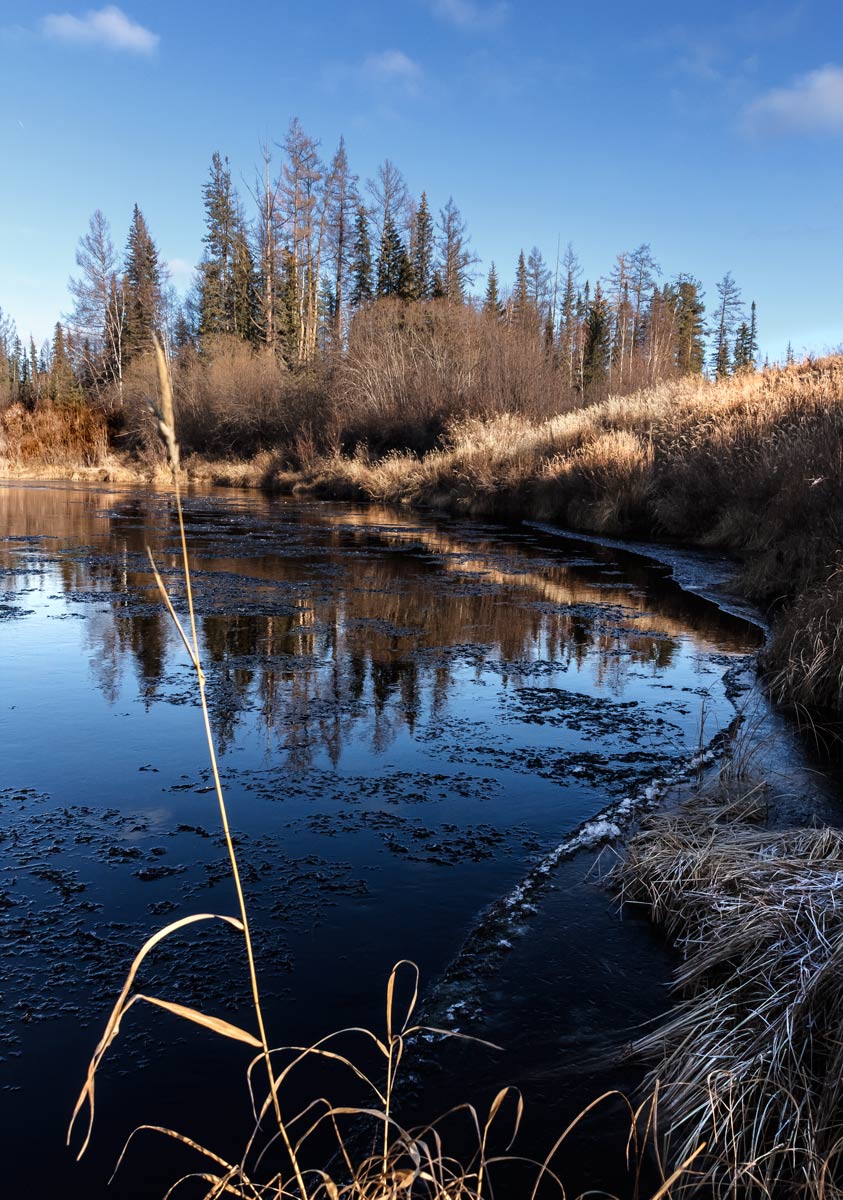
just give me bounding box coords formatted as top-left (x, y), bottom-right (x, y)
top-left (613, 782), bottom-right (843, 1197)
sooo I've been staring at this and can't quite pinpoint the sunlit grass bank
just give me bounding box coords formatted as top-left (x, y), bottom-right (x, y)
top-left (276, 357), bottom-right (843, 717)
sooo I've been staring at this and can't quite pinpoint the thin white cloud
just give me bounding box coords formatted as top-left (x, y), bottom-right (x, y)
top-left (744, 64), bottom-right (843, 134)
top-left (42, 6), bottom-right (159, 54)
top-left (166, 258), bottom-right (194, 279)
top-left (361, 50), bottom-right (423, 94)
top-left (428, 0), bottom-right (509, 30)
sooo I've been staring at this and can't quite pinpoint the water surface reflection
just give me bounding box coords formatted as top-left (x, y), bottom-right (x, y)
top-left (0, 482), bottom-right (760, 1199)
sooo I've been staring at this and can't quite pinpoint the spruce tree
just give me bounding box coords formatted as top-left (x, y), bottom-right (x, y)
top-left (583, 283), bottom-right (611, 391)
top-left (124, 204), bottom-right (162, 361)
top-left (231, 223), bottom-right (259, 344)
top-left (512, 250), bottom-right (530, 326)
top-left (484, 263), bottom-right (503, 318)
top-left (197, 152), bottom-right (251, 340)
top-left (50, 322), bottom-right (75, 402)
top-left (674, 275), bottom-right (706, 374)
top-left (377, 212), bottom-right (412, 299)
top-left (349, 204), bottom-right (374, 309)
top-left (411, 192), bottom-right (434, 301)
top-left (277, 248), bottom-right (301, 366)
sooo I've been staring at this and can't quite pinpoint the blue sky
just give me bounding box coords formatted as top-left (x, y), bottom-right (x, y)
top-left (1, 0), bottom-right (841, 361)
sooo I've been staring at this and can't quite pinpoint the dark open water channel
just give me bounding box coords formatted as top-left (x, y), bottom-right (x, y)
top-left (0, 481), bottom-right (763, 1197)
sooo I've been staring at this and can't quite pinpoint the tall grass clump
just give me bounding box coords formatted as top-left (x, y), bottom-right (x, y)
top-left (613, 783), bottom-right (843, 1198)
top-left (0, 399), bottom-right (110, 470)
top-left (68, 338), bottom-right (694, 1199)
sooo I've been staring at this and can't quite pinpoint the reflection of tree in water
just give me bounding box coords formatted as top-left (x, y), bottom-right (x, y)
top-left (6, 485), bottom-right (747, 770)
top-left (79, 557), bottom-right (683, 766)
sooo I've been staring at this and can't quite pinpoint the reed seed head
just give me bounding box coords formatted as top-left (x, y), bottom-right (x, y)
top-left (150, 335), bottom-right (180, 471)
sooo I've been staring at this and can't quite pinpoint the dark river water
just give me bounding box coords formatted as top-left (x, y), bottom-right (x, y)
top-left (0, 481), bottom-right (763, 1198)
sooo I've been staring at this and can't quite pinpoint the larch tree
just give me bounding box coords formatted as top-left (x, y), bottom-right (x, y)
top-left (280, 118), bottom-right (327, 364)
top-left (711, 272), bottom-right (744, 378)
top-left (67, 209), bottom-right (125, 398)
top-left (366, 159), bottom-right (410, 251)
top-left (526, 246), bottom-right (551, 326)
top-left (253, 142), bottom-right (283, 353)
top-left (436, 197), bottom-right (477, 304)
top-left (607, 252), bottom-right (632, 386)
top-left (628, 244), bottom-right (660, 369)
top-left (559, 243), bottom-right (582, 389)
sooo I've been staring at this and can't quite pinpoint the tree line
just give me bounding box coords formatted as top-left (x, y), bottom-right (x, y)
top-left (1, 116), bottom-right (761, 421)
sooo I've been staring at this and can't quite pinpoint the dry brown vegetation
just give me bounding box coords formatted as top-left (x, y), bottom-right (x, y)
top-left (281, 357), bottom-right (843, 716)
top-left (614, 781), bottom-right (843, 1198)
top-left (0, 399), bottom-right (110, 470)
top-left (329, 300), bottom-right (566, 454)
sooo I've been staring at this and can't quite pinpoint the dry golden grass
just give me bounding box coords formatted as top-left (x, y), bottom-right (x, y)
top-left (613, 782), bottom-right (843, 1198)
top-left (0, 400), bottom-right (110, 470)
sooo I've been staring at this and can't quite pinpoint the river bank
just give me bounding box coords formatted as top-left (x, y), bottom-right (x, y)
top-left (4, 357), bottom-right (842, 722)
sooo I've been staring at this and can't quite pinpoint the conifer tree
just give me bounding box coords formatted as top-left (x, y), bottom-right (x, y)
top-left (733, 321), bottom-right (753, 371)
top-left (412, 192), bottom-right (434, 301)
top-left (674, 275), bottom-right (706, 374)
top-left (483, 263), bottom-right (503, 318)
top-left (749, 300), bottom-right (758, 366)
top-left (197, 152), bottom-right (252, 340)
top-left (324, 137), bottom-right (357, 341)
top-left (124, 204), bottom-right (162, 361)
top-left (49, 322), bottom-right (76, 402)
top-left (559, 244), bottom-right (582, 388)
top-left (711, 272), bottom-right (743, 378)
top-left (349, 204), bottom-right (373, 309)
top-left (377, 212), bottom-right (412, 299)
top-left (436, 198), bottom-right (477, 304)
top-left (583, 282), bottom-right (611, 391)
top-left (512, 250), bottom-right (530, 327)
top-left (231, 223), bottom-right (259, 343)
top-left (277, 248), bottom-right (301, 366)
